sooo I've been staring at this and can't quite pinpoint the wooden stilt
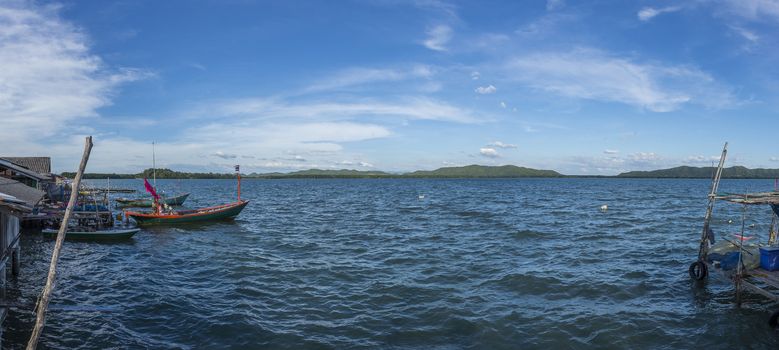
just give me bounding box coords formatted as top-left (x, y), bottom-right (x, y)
top-left (11, 246), bottom-right (20, 277)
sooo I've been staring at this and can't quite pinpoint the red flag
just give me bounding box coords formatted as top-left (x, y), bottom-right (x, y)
top-left (144, 178), bottom-right (160, 200)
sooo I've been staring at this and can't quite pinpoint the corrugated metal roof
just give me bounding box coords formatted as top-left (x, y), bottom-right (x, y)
top-left (0, 158), bottom-right (49, 181)
top-left (0, 177), bottom-right (45, 206)
top-left (0, 156), bottom-right (51, 174)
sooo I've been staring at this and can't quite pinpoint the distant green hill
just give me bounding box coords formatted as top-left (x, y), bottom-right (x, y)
top-left (64, 164), bottom-right (562, 179)
top-left (617, 166), bottom-right (779, 179)
top-left (407, 164), bottom-right (562, 178)
top-left (61, 164), bottom-right (779, 179)
top-left (256, 169), bottom-right (392, 179)
top-left (63, 168), bottom-right (237, 179)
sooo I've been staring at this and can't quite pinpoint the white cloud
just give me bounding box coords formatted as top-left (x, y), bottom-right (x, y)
top-left (480, 147), bottom-right (500, 158)
top-left (488, 141), bottom-right (517, 149)
top-left (730, 25), bottom-right (759, 42)
top-left (471, 71), bottom-right (481, 80)
top-left (720, 0), bottom-right (779, 21)
top-left (686, 155), bottom-right (722, 164)
top-left (191, 121), bottom-right (391, 145)
top-left (546, 0), bottom-right (565, 11)
top-left (212, 151), bottom-right (237, 159)
top-left (562, 151), bottom-right (672, 175)
top-left (419, 81), bottom-right (443, 93)
top-left (638, 6), bottom-right (682, 21)
top-left (504, 48), bottom-right (736, 112)
top-left (604, 149), bottom-right (619, 154)
top-left (516, 13), bottom-right (579, 37)
top-left (208, 97), bottom-right (485, 124)
top-left (629, 152), bottom-right (660, 162)
top-left (187, 62), bottom-right (207, 71)
top-left (305, 65), bottom-right (434, 92)
top-left (54, 120), bottom-right (392, 173)
top-left (423, 24), bottom-right (452, 51)
top-left (112, 95), bottom-right (487, 174)
top-left (500, 101), bottom-right (506, 108)
top-left (475, 85), bottom-right (497, 94)
top-left (0, 2), bottom-right (149, 148)
top-left (770, 157), bottom-right (779, 162)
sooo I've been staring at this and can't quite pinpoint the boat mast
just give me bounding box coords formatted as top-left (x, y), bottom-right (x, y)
top-left (697, 142), bottom-right (728, 261)
top-left (152, 141), bottom-right (157, 190)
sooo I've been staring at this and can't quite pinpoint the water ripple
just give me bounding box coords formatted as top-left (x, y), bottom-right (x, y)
top-left (4, 178), bottom-right (779, 348)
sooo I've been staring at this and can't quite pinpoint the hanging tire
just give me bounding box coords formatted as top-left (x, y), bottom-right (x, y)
top-left (769, 310), bottom-right (779, 328)
top-left (689, 261), bottom-right (707, 280)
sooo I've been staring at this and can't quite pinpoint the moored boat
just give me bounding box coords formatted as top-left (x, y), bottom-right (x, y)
top-left (125, 165), bottom-right (248, 225)
top-left (125, 200), bottom-right (249, 225)
top-left (42, 227), bottom-right (140, 240)
top-left (116, 192), bottom-right (190, 207)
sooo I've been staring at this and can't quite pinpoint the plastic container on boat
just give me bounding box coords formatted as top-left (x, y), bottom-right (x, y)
top-left (759, 247), bottom-right (779, 271)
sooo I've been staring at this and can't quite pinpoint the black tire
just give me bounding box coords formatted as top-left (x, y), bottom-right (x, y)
top-left (769, 310), bottom-right (779, 328)
top-left (689, 261), bottom-right (707, 280)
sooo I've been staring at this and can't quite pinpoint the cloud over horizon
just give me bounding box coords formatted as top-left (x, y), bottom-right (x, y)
top-left (0, 1), bottom-right (149, 148)
top-left (504, 48), bottom-right (737, 112)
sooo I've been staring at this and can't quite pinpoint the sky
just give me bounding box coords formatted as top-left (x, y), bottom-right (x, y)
top-left (1, 0), bottom-right (779, 175)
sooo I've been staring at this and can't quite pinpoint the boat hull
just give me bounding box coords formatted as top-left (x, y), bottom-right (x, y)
top-left (116, 193), bottom-right (190, 207)
top-left (126, 200), bottom-right (249, 225)
top-left (42, 227), bottom-right (140, 240)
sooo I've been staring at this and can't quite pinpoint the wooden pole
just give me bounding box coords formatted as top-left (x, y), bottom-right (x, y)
top-left (27, 136), bottom-right (93, 350)
top-left (235, 165), bottom-right (241, 202)
top-left (152, 141), bottom-right (156, 189)
top-left (698, 142), bottom-right (728, 261)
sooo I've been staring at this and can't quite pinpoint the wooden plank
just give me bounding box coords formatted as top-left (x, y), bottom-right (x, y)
top-left (750, 269), bottom-right (779, 288)
top-left (741, 280), bottom-right (779, 302)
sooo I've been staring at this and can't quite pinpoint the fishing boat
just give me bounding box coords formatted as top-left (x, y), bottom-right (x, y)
top-left (126, 200), bottom-right (248, 225)
top-left (125, 165), bottom-right (248, 225)
top-left (689, 142), bottom-right (779, 328)
top-left (116, 192), bottom-right (190, 207)
top-left (42, 227), bottom-right (139, 240)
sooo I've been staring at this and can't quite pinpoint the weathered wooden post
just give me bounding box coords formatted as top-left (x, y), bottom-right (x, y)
top-left (689, 142), bottom-right (727, 280)
top-left (11, 245), bottom-right (20, 276)
top-left (27, 136), bottom-right (93, 350)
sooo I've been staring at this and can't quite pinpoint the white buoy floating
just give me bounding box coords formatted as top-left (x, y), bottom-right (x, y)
top-left (418, 194), bottom-right (425, 200)
top-left (600, 204), bottom-right (608, 212)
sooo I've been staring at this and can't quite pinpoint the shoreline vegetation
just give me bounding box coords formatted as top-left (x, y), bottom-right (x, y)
top-left (61, 165), bottom-right (779, 180)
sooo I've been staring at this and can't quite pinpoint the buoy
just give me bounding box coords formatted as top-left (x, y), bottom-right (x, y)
top-left (418, 194), bottom-right (425, 200)
top-left (728, 219), bottom-right (733, 224)
top-left (599, 204), bottom-right (608, 212)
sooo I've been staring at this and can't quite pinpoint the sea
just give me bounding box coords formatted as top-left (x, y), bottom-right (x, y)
top-left (4, 178), bottom-right (779, 349)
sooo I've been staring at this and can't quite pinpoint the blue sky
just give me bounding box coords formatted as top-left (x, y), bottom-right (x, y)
top-left (1, 0), bottom-right (779, 175)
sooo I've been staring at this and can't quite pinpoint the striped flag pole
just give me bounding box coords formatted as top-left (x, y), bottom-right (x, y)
top-left (235, 165), bottom-right (241, 201)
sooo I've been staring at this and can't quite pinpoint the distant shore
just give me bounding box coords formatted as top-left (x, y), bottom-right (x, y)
top-left (63, 164), bottom-right (779, 180)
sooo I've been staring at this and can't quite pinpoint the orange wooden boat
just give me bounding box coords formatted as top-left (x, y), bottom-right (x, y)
top-left (125, 200), bottom-right (248, 225)
top-left (125, 165), bottom-right (248, 225)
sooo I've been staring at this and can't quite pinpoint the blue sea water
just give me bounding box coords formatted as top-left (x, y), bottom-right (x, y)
top-left (4, 178), bottom-right (779, 349)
